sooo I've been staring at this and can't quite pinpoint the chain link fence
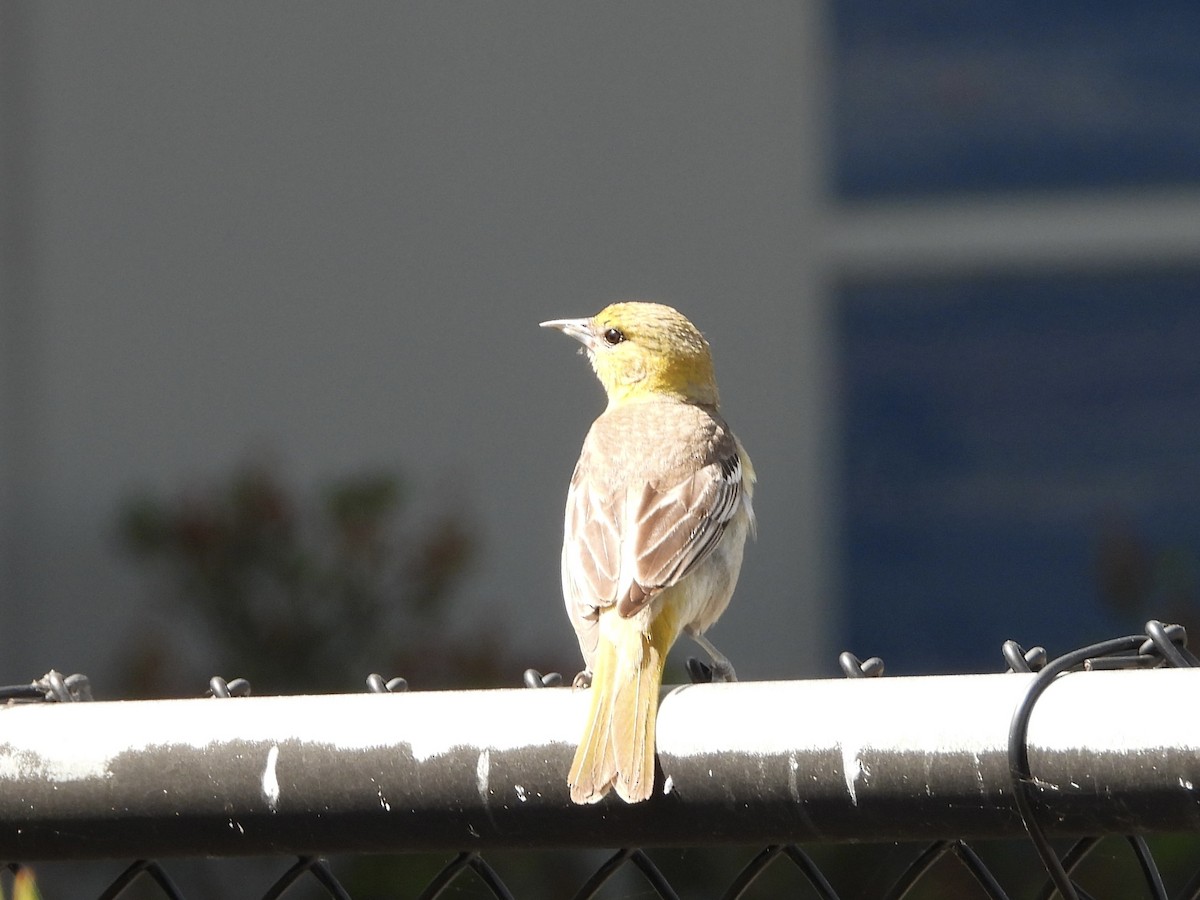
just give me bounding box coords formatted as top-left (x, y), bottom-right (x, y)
top-left (2, 619), bottom-right (1198, 899)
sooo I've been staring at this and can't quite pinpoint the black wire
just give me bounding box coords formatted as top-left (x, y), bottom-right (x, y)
top-left (1008, 634), bottom-right (1147, 900)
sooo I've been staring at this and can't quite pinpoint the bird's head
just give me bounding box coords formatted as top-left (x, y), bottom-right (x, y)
top-left (541, 301), bottom-right (719, 408)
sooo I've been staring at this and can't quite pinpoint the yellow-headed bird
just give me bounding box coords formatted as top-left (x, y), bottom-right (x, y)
top-left (541, 301), bottom-right (755, 804)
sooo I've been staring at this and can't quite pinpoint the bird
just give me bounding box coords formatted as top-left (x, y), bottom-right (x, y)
top-left (540, 301), bottom-right (755, 804)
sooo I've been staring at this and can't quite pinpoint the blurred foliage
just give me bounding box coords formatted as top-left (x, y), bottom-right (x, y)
top-left (117, 461), bottom-right (506, 697)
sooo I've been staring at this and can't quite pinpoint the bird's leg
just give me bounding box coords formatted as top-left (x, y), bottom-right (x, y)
top-left (686, 628), bottom-right (737, 683)
top-left (572, 668), bottom-right (593, 689)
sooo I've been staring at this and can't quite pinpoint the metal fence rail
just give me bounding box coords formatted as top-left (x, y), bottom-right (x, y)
top-left (0, 620), bottom-right (1198, 899)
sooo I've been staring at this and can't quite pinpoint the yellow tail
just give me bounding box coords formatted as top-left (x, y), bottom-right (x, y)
top-left (568, 608), bottom-right (678, 804)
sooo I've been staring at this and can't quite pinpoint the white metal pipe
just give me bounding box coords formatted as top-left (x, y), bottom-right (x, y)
top-left (0, 669), bottom-right (1197, 858)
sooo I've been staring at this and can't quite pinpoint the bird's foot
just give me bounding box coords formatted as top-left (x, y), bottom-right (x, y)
top-left (687, 630), bottom-right (738, 683)
top-left (686, 657), bottom-right (713, 684)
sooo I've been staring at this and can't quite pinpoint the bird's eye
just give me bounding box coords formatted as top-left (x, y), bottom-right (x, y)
top-left (602, 327), bottom-right (625, 346)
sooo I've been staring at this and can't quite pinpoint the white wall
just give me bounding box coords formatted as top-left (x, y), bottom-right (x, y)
top-left (0, 3), bottom-right (836, 690)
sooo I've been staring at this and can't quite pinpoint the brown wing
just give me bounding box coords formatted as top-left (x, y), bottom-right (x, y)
top-left (617, 449), bottom-right (746, 616)
top-left (560, 456), bottom-right (623, 663)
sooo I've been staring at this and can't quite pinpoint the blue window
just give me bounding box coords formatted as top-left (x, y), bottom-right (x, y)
top-left (833, 2), bottom-right (1200, 197)
top-left (839, 273), bottom-right (1200, 672)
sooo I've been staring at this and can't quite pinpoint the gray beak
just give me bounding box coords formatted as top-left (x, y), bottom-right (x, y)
top-left (539, 316), bottom-right (597, 350)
